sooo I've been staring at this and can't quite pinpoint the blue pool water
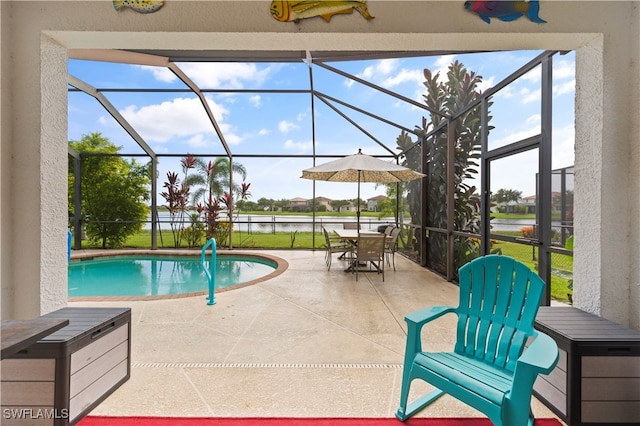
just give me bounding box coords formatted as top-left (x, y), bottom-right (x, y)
top-left (68, 255), bottom-right (277, 297)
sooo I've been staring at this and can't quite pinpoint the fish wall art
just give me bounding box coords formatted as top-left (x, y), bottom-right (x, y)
top-left (113, 0), bottom-right (164, 14)
top-left (464, 1), bottom-right (546, 24)
top-left (270, 1), bottom-right (374, 23)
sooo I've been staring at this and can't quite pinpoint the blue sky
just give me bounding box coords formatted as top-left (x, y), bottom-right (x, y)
top-left (68, 50), bottom-right (575, 203)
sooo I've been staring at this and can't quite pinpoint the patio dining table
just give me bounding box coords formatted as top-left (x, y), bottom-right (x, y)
top-left (333, 229), bottom-right (391, 272)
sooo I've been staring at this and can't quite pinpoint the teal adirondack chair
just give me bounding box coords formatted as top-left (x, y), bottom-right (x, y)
top-left (396, 255), bottom-right (559, 426)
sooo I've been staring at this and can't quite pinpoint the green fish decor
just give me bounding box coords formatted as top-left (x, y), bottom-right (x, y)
top-left (464, 0), bottom-right (546, 24)
top-left (113, 0), bottom-right (164, 13)
top-left (270, 1), bottom-right (374, 23)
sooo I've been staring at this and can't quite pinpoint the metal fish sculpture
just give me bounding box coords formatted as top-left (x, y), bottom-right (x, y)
top-left (464, 1), bottom-right (546, 24)
top-left (113, 0), bottom-right (164, 14)
top-left (270, 1), bottom-right (374, 23)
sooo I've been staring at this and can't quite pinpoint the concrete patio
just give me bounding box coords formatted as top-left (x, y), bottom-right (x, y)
top-left (70, 250), bottom-right (563, 421)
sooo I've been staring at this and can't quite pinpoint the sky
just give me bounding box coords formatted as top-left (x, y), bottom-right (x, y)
top-left (68, 50), bottom-right (575, 204)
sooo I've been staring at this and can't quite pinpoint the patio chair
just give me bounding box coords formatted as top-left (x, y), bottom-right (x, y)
top-left (396, 255), bottom-right (559, 426)
top-left (385, 227), bottom-right (401, 271)
top-left (322, 227), bottom-right (352, 270)
top-left (353, 233), bottom-right (386, 281)
top-left (343, 222), bottom-right (360, 230)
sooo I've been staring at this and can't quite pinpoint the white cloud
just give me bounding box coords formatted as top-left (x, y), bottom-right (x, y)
top-left (283, 139), bottom-right (312, 152)
top-left (186, 134), bottom-right (208, 148)
top-left (382, 68), bottom-right (423, 88)
top-left (346, 59), bottom-right (399, 88)
top-left (526, 114), bottom-right (541, 126)
top-left (432, 55), bottom-right (456, 81)
top-left (97, 115), bottom-right (114, 126)
top-left (249, 95), bottom-right (261, 107)
top-left (176, 62), bottom-right (271, 89)
top-left (554, 80), bottom-right (575, 96)
top-left (224, 133), bottom-right (243, 146)
top-left (134, 65), bottom-right (177, 83)
top-left (362, 59), bottom-right (398, 79)
top-left (493, 85), bottom-right (514, 99)
top-left (135, 62), bottom-right (273, 89)
top-left (119, 96), bottom-right (230, 143)
top-left (521, 87), bottom-right (541, 104)
top-left (521, 67), bottom-right (541, 84)
top-left (554, 59), bottom-right (575, 80)
top-left (258, 128), bottom-right (270, 136)
top-left (278, 120), bottom-right (299, 133)
top-left (491, 125), bottom-right (540, 147)
top-left (552, 123), bottom-right (575, 168)
top-left (477, 75), bottom-right (495, 94)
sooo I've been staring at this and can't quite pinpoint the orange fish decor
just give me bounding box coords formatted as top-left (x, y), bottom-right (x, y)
top-left (270, 1), bottom-right (374, 23)
top-left (113, 0), bottom-right (164, 13)
top-left (464, 0), bottom-right (546, 24)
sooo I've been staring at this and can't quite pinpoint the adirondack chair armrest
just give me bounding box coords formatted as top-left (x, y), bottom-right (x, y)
top-left (403, 306), bottom-right (456, 355)
top-left (508, 331), bottom-right (559, 413)
top-left (517, 331), bottom-right (559, 375)
top-left (405, 306), bottom-right (456, 329)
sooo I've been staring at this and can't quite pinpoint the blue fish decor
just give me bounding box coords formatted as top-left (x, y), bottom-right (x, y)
top-left (464, 1), bottom-right (546, 24)
top-left (113, 0), bottom-right (164, 13)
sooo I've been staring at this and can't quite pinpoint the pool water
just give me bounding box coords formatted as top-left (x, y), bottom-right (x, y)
top-left (68, 255), bottom-right (276, 297)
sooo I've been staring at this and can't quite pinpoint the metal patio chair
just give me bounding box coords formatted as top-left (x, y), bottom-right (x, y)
top-left (353, 233), bottom-right (386, 281)
top-left (322, 227), bottom-right (352, 271)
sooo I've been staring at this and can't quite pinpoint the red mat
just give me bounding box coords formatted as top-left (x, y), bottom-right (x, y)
top-left (78, 417), bottom-right (563, 426)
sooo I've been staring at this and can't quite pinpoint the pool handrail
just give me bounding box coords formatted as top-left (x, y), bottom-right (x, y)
top-left (201, 238), bottom-right (217, 305)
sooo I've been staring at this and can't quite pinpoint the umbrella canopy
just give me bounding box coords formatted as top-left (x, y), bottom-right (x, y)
top-left (301, 149), bottom-right (425, 227)
top-left (301, 149), bottom-right (425, 183)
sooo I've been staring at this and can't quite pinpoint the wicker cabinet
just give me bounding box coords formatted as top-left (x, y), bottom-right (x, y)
top-left (533, 307), bottom-right (640, 425)
top-left (1, 308), bottom-right (131, 425)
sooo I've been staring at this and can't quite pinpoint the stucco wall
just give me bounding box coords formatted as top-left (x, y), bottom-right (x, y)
top-left (1, 1), bottom-right (638, 329)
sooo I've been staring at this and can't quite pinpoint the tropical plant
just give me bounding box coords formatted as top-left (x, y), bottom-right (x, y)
top-left (396, 61), bottom-right (492, 272)
top-left (68, 132), bottom-right (150, 248)
top-left (187, 157), bottom-right (248, 206)
top-left (162, 156), bottom-right (251, 247)
top-left (160, 157), bottom-right (197, 247)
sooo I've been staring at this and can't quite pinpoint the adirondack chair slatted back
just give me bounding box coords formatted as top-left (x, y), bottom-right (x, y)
top-left (455, 255), bottom-right (546, 373)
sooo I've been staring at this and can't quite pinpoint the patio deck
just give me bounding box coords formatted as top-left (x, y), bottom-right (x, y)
top-left (70, 249), bottom-right (563, 421)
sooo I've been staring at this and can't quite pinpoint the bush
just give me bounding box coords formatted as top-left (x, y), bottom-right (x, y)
top-left (521, 226), bottom-right (535, 238)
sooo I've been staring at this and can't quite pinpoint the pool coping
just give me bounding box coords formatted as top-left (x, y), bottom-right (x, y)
top-left (68, 249), bottom-right (289, 302)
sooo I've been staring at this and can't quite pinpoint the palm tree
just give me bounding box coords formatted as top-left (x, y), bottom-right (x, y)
top-left (186, 157), bottom-right (248, 206)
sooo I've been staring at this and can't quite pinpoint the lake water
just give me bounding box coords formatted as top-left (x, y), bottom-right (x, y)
top-left (146, 212), bottom-right (394, 233)
top-left (146, 212), bottom-right (548, 233)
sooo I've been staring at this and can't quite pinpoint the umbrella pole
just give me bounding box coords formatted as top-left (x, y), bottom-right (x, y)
top-left (357, 170), bottom-right (361, 230)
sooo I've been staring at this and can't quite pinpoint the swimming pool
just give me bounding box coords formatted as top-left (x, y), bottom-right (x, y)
top-left (68, 253), bottom-right (284, 299)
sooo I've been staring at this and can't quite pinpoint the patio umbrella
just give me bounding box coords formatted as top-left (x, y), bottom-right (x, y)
top-left (301, 149), bottom-right (425, 228)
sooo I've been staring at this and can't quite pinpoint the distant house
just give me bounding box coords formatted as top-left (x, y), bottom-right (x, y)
top-left (367, 195), bottom-right (388, 212)
top-left (289, 197), bottom-right (308, 212)
top-left (314, 196), bottom-right (334, 212)
top-left (342, 201), bottom-right (357, 212)
top-left (521, 195), bottom-right (537, 214)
